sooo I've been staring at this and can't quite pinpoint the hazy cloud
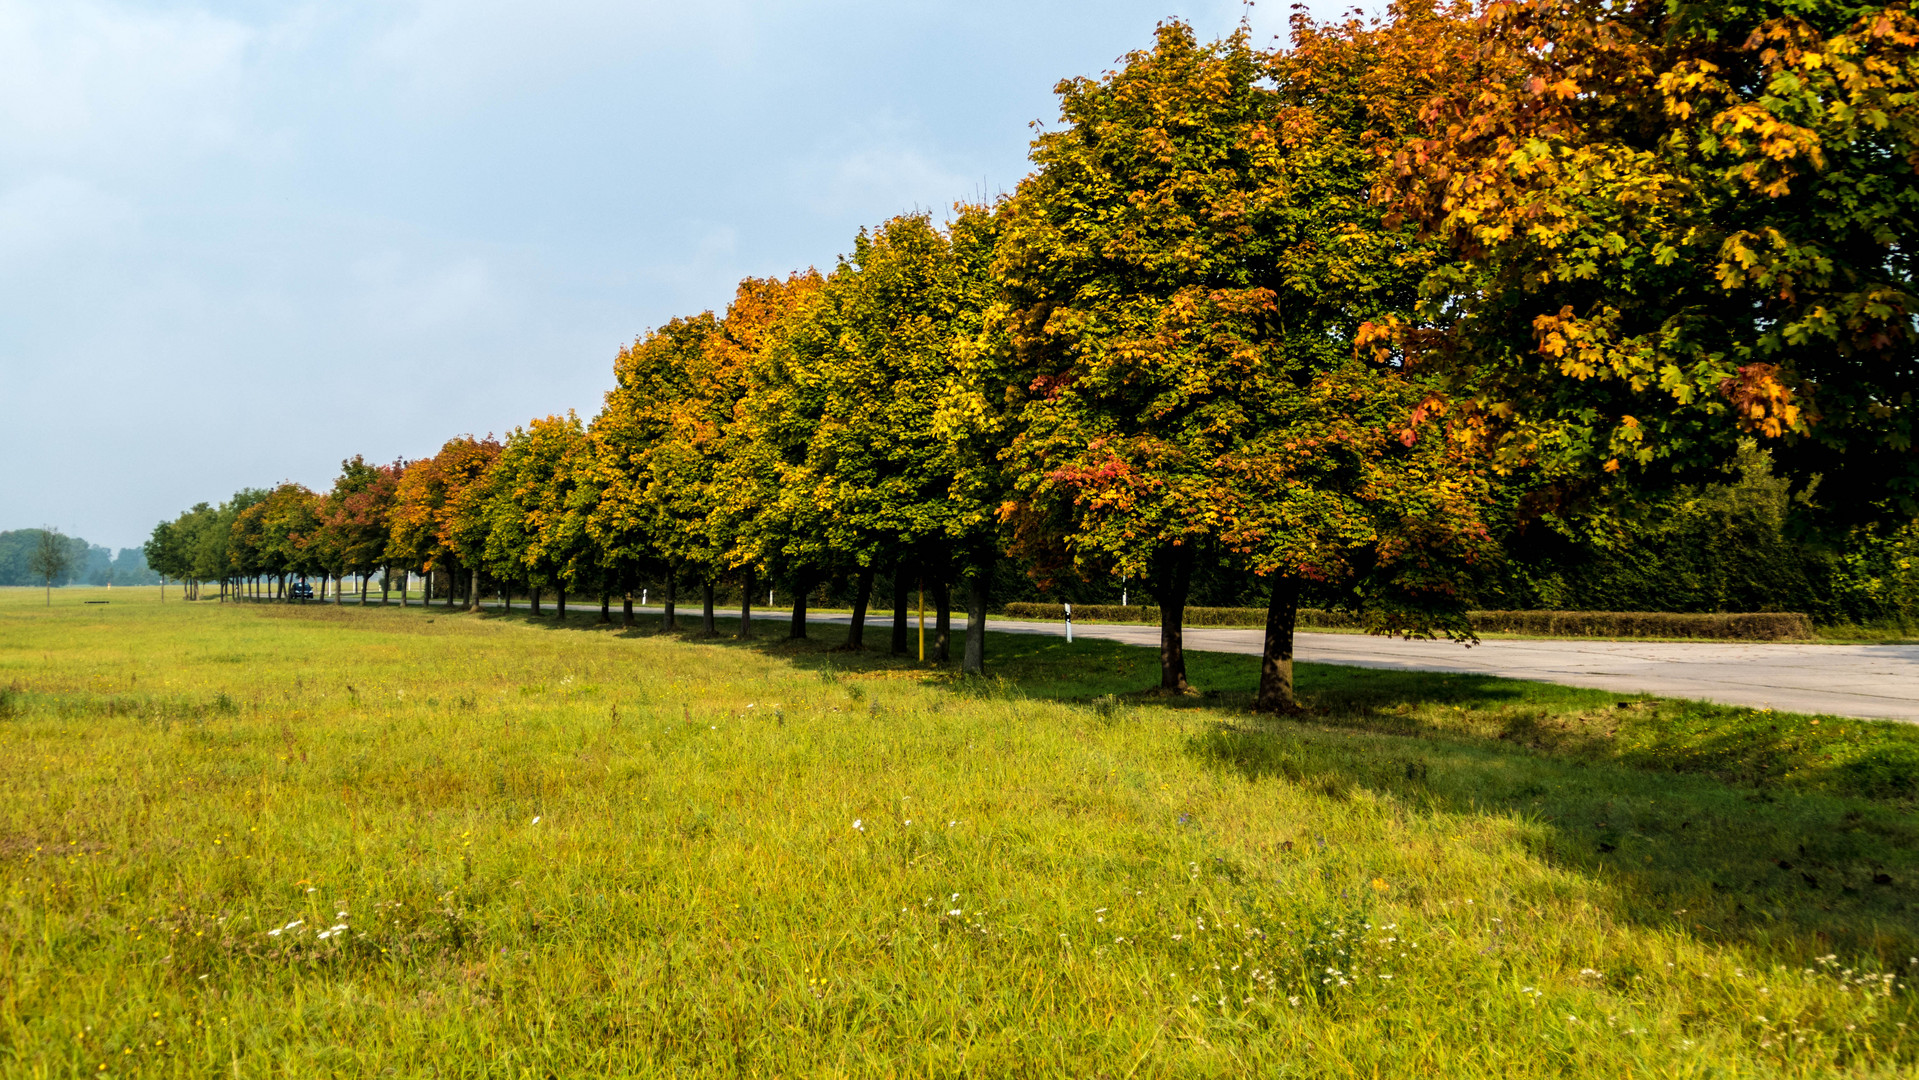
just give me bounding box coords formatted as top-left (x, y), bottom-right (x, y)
top-left (0, 172), bottom-right (134, 254)
top-left (365, 0), bottom-right (752, 105)
top-left (0, 0), bottom-right (254, 166)
top-left (3, 0), bottom-right (1382, 549)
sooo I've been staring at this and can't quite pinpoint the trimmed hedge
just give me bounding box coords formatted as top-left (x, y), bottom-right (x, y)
top-left (1001, 603), bottom-right (1363, 629)
top-left (998, 603), bottom-right (1813, 640)
top-left (1468, 610), bottom-right (1813, 640)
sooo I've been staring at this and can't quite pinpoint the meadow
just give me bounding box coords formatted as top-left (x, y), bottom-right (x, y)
top-left (1, 587), bottom-right (1915, 1077)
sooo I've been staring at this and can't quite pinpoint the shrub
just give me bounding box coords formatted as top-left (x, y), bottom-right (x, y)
top-left (998, 603), bottom-right (1812, 640)
top-left (1467, 610), bottom-right (1812, 640)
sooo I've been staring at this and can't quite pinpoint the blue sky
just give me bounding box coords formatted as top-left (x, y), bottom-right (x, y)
top-left (2, 0), bottom-right (1371, 549)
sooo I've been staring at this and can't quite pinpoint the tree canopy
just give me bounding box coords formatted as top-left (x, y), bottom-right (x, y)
top-left (142, 3), bottom-right (1919, 678)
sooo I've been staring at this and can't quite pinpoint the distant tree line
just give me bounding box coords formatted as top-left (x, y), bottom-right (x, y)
top-left (145, 3), bottom-right (1919, 706)
top-left (0, 530), bottom-right (158, 588)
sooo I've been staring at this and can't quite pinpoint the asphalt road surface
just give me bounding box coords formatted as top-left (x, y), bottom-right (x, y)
top-left (742, 609), bottom-right (1919, 723)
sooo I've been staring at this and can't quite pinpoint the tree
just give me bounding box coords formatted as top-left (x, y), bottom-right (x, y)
top-left (486, 415), bottom-right (596, 618)
top-left (596, 273), bottom-right (821, 639)
top-left (225, 488), bottom-right (273, 599)
top-left (590, 313), bottom-right (722, 630)
top-left (249, 484), bottom-right (322, 598)
top-left (26, 528), bottom-right (73, 605)
top-left (1382, 0), bottom-right (1919, 519)
top-left (705, 273), bottom-right (830, 639)
top-left (143, 501), bottom-right (237, 600)
top-left (390, 456), bottom-right (446, 605)
top-left (995, 18), bottom-right (1493, 706)
top-left (736, 210), bottom-right (1006, 662)
top-left (391, 437), bottom-right (501, 609)
top-left (318, 456), bottom-right (402, 604)
top-left (144, 519), bottom-right (186, 597)
top-left (439, 436), bottom-right (504, 612)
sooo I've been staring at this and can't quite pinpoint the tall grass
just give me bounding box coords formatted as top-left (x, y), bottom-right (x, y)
top-left (0, 587), bottom-right (1913, 1077)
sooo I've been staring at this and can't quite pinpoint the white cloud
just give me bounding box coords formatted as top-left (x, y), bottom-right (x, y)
top-left (365, 0), bottom-right (751, 104)
top-left (349, 250), bottom-right (503, 333)
top-left (790, 108), bottom-right (977, 219)
top-left (0, 0), bottom-right (256, 167)
top-left (0, 172), bottom-right (134, 255)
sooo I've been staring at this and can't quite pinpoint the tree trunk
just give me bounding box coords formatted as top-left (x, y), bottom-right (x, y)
top-left (531, 587), bottom-right (542, 616)
top-left (846, 567), bottom-right (874, 650)
top-left (468, 569), bottom-right (481, 613)
top-left (503, 580), bottom-right (512, 611)
top-left (622, 586), bottom-right (632, 628)
top-left (663, 568), bottom-right (678, 631)
top-left (599, 592), bottom-right (610, 623)
top-left (789, 570), bottom-right (811, 639)
top-left (1255, 573), bottom-right (1303, 713)
top-left (400, 570), bottom-right (408, 607)
top-left (1157, 546), bottom-right (1195, 692)
top-left (890, 557), bottom-right (911, 655)
top-left (963, 554), bottom-right (992, 675)
top-left (557, 588), bottom-right (567, 620)
top-left (737, 568), bottom-right (754, 639)
top-left (702, 581), bottom-right (717, 636)
top-left (934, 577), bottom-right (952, 662)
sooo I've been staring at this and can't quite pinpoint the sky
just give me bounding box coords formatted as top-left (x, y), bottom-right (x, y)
top-left (1, 0), bottom-right (1372, 551)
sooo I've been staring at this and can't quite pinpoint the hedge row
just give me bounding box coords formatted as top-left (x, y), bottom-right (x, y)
top-left (1467, 610), bottom-right (1814, 640)
top-left (998, 603), bottom-right (1814, 640)
top-left (1000, 603), bottom-right (1361, 629)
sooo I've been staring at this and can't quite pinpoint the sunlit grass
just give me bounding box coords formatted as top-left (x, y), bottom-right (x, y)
top-left (1, 587), bottom-right (1913, 1077)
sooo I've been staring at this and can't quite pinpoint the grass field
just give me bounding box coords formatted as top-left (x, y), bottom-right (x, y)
top-left (1, 587), bottom-right (1915, 1077)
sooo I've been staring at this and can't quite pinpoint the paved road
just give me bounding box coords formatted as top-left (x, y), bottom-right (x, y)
top-left (714, 608), bottom-right (1918, 723)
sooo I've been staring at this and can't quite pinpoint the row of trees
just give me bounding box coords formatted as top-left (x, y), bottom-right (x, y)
top-left (0, 530), bottom-right (157, 589)
top-left (148, 1), bottom-right (1917, 708)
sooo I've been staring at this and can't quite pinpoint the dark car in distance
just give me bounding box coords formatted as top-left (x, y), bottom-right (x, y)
top-left (290, 581), bottom-right (314, 601)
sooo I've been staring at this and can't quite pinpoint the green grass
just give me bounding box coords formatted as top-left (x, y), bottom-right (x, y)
top-left (1812, 622), bottom-right (1919, 646)
top-left (1, 587), bottom-right (1914, 1077)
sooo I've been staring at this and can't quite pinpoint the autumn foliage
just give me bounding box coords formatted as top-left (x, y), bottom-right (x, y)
top-left (148, 0), bottom-right (1917, 704)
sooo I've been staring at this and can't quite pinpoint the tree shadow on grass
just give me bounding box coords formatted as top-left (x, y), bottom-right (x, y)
top-left (463, 605), bottom-right (1919, 961)
top-left (1189, 711), bottom-right (1919, 967)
